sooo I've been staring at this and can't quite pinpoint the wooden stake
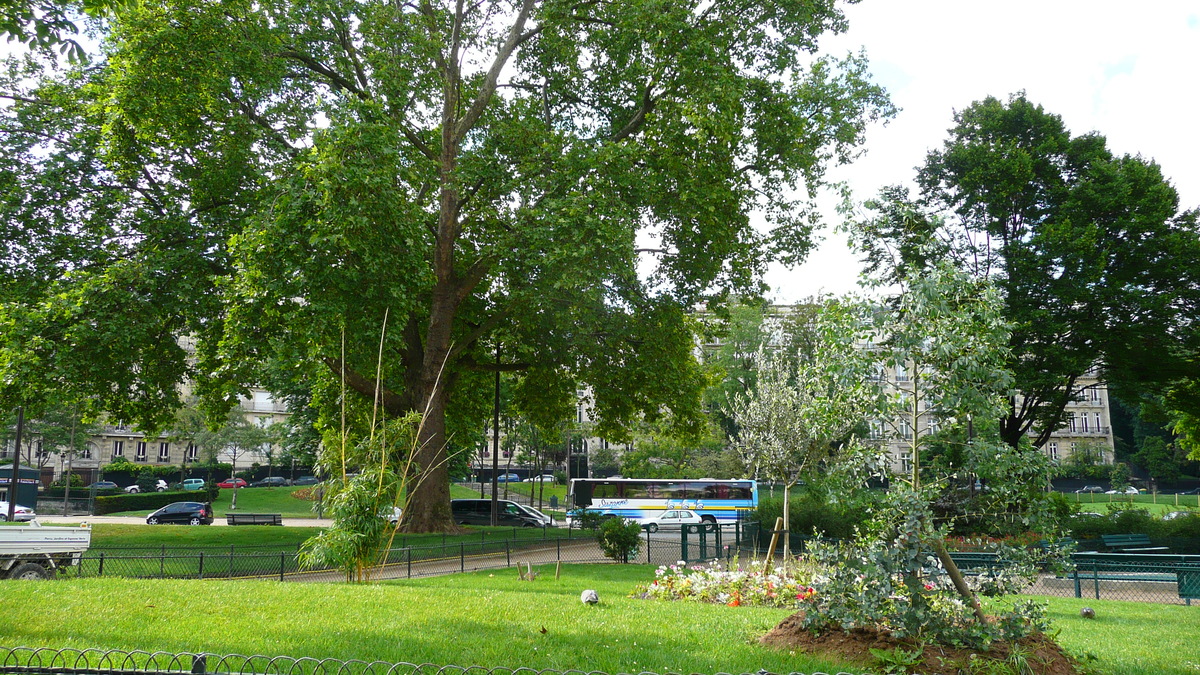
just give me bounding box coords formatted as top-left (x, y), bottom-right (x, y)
top-left (763, 517), bottom-right (783, 574)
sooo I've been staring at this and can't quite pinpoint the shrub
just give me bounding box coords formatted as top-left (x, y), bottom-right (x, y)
top-left (755, 493), bottom-right (871, 540)
top-left (597, 518), bottom-right (642, 563)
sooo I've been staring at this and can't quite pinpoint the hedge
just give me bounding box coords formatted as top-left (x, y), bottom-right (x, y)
top-left (93, 487), bottom-right (218, 515)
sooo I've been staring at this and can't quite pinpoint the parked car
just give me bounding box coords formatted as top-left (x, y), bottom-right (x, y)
top-left (450, 499), bottom-right (546, 527)
top-left (182, 478), bottom-right (206, 491)
top-left (292, 476), bottom-right (320, 486)
top-left (384, 506), bottom-right (403, 525)
top-left (1164, 511), bottom-right (1196, 521)
top-left (146, 501), bottom-right (214, 526)
top-left (87, 481), bottom-right (119, 491)
top-left (1105, 486), bottom-right (1141, 495)
top-left (217, 478), bottom-right (248, 489)
top-left (516, 503), bottom-right (556, 527)
top-left (0, 501), bottom-right (36, 522)
top-left (1074, 485), bottom-right (1104, 493)
top-left (125, 480), bottom-right (168, 493)
top-left (523, 474), bottom-right (557, 484)
top-left (641, 509), bottom-right (704, 533)
top-left (1177, 488), bottom-right (1200, 495)
top-left (250, 476), bottom-right (290, 488)
top-left (494, 473), bottom-right (520, 483)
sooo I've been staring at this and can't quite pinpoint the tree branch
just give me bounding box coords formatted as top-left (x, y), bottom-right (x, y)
top-left (321, 357), bottom-right (411, 415)
top-left (454, 0), bottom-right (536, 145)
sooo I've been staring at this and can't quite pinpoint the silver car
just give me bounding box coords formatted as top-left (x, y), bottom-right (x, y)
top-left (0, 501), bottom-right (37, 522)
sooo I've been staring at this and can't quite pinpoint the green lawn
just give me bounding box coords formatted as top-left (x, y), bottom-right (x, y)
top-left (1067, 491), bottom-right (1200, 515)
top-left (0, 565), bottom-right (1197, 674)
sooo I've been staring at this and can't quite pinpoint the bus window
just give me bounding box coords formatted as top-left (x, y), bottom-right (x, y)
top-left (623, 482), bottom-right (650, 499)
top-left (660, 483), bottom-right (688, 500)
top-left (593, 482), bottom-right (619, 498)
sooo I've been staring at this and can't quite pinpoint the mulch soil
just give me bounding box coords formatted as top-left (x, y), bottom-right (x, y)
top-left (760, 611), bottom-right (1082, 675)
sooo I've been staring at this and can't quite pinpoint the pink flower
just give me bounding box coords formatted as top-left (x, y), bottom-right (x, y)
top-left (924, 583), bottom-right (934, 591)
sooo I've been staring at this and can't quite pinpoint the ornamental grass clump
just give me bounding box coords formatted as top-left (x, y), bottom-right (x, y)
top-left (636, 560), bottom-right (819, 608)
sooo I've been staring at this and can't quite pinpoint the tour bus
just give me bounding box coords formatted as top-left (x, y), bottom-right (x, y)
top-left (566, 478), bottom-right (757, 526)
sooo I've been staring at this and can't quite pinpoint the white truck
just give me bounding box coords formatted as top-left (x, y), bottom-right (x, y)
top-left (0, 521), bottom-right (92, 579)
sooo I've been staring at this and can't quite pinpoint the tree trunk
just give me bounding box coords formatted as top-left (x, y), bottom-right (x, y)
top-left (403, 379), bottom-right (453, 532)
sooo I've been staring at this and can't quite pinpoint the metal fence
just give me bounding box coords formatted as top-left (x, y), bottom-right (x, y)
top-left (0, 647), bottom-right (863, 675)
top-left (65, 524), bottom-right (758, 581)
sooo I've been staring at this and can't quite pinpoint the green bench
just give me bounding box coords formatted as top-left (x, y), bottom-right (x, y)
top-left (1179, 565), bottom-right (1200, 606)
top-left (1101, 533), bottom-right (1168, 553)
top-left (1071, 553), bottom-right (1200, 603)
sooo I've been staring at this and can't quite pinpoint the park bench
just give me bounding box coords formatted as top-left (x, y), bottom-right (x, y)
top-left (946, 551), bottom-right (1003, 573)
top-left (226, 513), bottom-right (283, 526)
top-left (1068, 552), bottom-right (1200, 601)
top-left (1100, 533), bottom-right (1168, 553)
top-left (1178, 565), bottom-right (1200, 606)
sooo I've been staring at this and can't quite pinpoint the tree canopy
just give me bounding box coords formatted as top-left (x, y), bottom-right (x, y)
top-left (0, 0), bottom-right (893, 531)
top-left (851, 93), bottom-right (1200, 451)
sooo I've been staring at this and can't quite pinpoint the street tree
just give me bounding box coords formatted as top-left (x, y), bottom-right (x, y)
top-left (0, 0), bottom-right (893, 531)
top-left (726, 298), bottom-right (882, 560)
top-left (852, 93), bottom-right (1200, 452)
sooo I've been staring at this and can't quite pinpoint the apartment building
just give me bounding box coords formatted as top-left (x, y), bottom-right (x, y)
top-left (1, 388), bottom-right (289, 486)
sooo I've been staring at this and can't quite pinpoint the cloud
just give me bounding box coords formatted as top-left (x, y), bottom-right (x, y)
top-left (769, 0), bottom-right (1200, 303)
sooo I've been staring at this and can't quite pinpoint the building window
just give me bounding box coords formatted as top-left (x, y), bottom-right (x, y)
top-left (158, 442), bottom-right (170, 461)
top-left (868, 421), bottom-right (883, 440)
top-left (80, 444), bottom-right (92, 460)
top-left (135, 441), bottom-right (147, 462)
top-left (35, 441), bottom-right (47, 457)
top-left (186, 444), bottom-right (198, 462)
top-left (1080, 415), bottom-right (1089, 433)
top-left (896, 362), bottom-right (909, 382)
top-left (1067, 413), bottom-right (1077, 433)
top-left (114, 420), bottom-right (127, 431)
top-left (899, 420), bottom-right (912, 439)
top-left (927, 417), bottom-right (940, 435)
top-left (257, 415), bottom-right (271, 429)
top-left (900, 452), bottom-right (912, 474)
top-left (112, 440), bottom-right (124, 459)
top-left (1048, 442), bottom-right (1059, 461)
top-left (1094, 413), bottom-right (1102, 432)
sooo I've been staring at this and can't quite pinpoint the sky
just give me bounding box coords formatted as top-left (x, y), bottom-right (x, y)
top-left (765, 1), bottom-right (1200, 303)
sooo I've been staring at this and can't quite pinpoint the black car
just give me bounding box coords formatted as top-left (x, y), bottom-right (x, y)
top-left (146, 501), bottom-right (214, 525)
top-left (450, 499), bottom-right (545, 527)
top-left (251, 476), bottom-right (290, 488)
top-left (1177, 488), bottom-right (1200, 495)
top-left (87, 481), bottom-right (119, 491)
top-left (292, 476), bottom-right (320, 486)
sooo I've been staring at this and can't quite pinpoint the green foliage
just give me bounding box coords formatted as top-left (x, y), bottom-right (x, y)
top-left (869, 645), bottom-right (923, 674)
top-left (801, 484), bottom-right (1051, 650)
top-left (299, 412), bottom-right (419, 580)
top-left (1133, 436), bottom-right (1183, 482)
top-left (0, 0), bottom-right (894, 532)
top-left (596, 517), bottom-right (642, 563)
top-left (94, 491), bottom-right (197, 516)
top-left (1108, 462), bottom-right (1131, 491)
top-left (755, 493), bottom-right (874, 540)
top-left (900, 93), bottom-right (1200, 451)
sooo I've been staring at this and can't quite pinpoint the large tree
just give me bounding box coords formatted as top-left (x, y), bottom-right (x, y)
top-left (0, 0), bottom-right (892, 531)
top-left (852, 93), bottom-right (1200, 451)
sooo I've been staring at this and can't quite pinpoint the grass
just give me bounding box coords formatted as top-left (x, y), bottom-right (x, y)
top-left (1, 565), bottom-right (1198, 674)
top-left (53, 522), bottom-right (586, 579)
top-left (1067, 491), bottom-right (1200, 514)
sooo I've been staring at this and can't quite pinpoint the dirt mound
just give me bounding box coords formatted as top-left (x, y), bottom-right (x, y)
top-left (760, 611), bottom-right (1081, 675)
